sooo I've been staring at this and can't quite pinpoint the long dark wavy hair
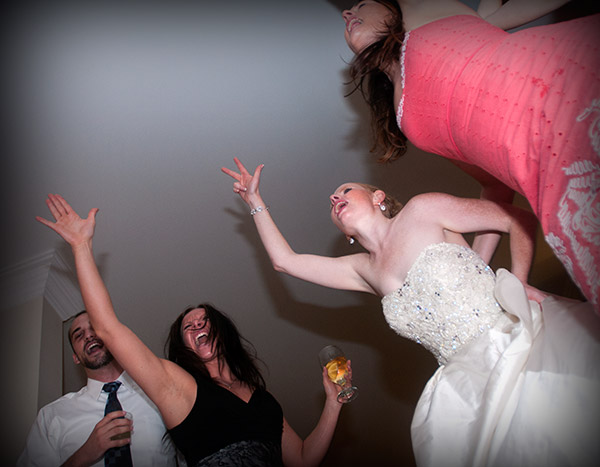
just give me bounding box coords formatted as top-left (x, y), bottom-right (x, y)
top-left (347, 0), bottom-right (407, 163)
top-left (165, 303), bottom-right (266, 391)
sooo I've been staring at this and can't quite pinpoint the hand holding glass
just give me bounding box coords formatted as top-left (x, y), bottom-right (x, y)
top-left (110, 412), bottom-right (133, 441)
top-left (319, 345), bottom-right (358, 403)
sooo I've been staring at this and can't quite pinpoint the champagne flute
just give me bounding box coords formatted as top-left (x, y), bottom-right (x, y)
top-left (319, 345), bottom-right (358, 403)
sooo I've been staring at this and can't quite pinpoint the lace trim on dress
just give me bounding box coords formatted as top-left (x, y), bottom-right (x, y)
top-left (195, 440), bottom-right (283, 467)
top-left (396, 31), bottom-right (410, 131)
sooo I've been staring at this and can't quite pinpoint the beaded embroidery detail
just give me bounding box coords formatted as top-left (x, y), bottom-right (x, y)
top-left (396, 31), bottom-right (410, 131)
top-left (381, 243), bottom-right (502, 365)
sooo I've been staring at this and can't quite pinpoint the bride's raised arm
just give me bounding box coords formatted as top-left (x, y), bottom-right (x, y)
top-left (221, 158), bottom-right (374, 294)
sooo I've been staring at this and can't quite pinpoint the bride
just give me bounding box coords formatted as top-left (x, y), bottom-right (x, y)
top-left (222, 157), bottom-right (600, 467)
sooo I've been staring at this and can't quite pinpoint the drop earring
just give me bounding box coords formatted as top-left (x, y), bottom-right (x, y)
top-left (379, 202), bottom-right (386, 212)
top-left (348, 237), bottom-right (355, 245)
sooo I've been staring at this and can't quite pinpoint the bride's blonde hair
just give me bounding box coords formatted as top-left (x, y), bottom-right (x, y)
top-left (359, 183), bottom-right (403, 218)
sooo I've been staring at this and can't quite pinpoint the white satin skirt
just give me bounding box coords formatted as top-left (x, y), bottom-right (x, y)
top-left (411, 269), bottom-right (600, 467)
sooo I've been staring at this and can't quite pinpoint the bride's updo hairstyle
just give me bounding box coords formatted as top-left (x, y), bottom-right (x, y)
top-left (359, 183), bottom-right (403, 219)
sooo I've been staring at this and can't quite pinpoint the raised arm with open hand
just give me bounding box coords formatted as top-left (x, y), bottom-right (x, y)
top-left (35, 193), bottom-right (98, 248)
top-left (36, 194), bottom-right (196, 430)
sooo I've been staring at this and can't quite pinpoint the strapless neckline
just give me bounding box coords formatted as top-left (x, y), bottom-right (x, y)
top-left (382, 243), bottom-right (503, 364)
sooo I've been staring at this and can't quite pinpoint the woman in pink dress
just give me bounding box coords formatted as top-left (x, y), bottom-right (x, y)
top-left (342, 0), bottom-right (600, 311)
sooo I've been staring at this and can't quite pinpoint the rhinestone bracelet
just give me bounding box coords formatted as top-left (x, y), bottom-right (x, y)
top-left (250, 205), bottom-right (269, 216)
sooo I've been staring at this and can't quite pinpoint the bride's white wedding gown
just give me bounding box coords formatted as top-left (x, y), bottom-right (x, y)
top-left (382, 243), bottom-right (600, 467)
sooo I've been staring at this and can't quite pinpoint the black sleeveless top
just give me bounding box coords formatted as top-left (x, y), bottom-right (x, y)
top-left (169, 376), bottom-right (283, 466)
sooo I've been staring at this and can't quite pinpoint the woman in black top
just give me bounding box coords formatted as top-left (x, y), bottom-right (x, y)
top-left (37, 193), bottom-right (345, 467)
top-left (166, 304), bottom-right (294, 466)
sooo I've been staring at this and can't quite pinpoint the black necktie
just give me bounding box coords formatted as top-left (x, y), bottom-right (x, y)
top-left (102, 382), bottom-right (133, 466)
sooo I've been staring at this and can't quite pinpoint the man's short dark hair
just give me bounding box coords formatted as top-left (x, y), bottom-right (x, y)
top-left (66, 310), bottom-right (88, 352)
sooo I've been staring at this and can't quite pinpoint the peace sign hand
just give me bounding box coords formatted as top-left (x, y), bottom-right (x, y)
top-left (221, 157), bottom-right (264, 206)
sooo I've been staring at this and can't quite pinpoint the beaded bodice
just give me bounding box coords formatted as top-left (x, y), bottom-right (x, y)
top-left (382, 243), bottom-right (502, 365)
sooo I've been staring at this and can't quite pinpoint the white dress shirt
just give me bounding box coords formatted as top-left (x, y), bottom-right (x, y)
top-left (18, 372), bottom-right (176, 466)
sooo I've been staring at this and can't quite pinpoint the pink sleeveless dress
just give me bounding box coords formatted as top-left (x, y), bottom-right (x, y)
top-left (397, 14), bottom-right (600, 310)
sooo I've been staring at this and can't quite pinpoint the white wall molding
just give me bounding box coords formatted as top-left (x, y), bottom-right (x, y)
top-left (0, 249), bottom-right (82, 319)
top-left (1, 250), bottom-right (54, 311)
top-left (45, 249), bottom-right (84, 320)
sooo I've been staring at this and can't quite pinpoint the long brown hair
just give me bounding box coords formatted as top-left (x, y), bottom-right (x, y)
top-left (347, 0), bottom-right (407, 163)
top-left (165, 303), bottom-right (266, 391)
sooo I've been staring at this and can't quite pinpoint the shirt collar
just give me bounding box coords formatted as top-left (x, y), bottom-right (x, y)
top-left (87, 371), bottom-right (136, 401)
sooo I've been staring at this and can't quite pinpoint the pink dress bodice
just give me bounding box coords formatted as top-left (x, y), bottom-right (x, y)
top-left (398, 14), bottom-right (600, 216)
top-left (397, 15), bottom-right (600, 309)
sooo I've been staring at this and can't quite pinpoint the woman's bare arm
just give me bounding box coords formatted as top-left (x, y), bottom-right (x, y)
top-left (408, 192), bottom-right (538, 286)
top-left (481, 0), bottom-right (572, 30)
top-left (222, 158), bottom-right (375, 294)
top-left (281, 366), bottom-right (345, 466)
top-left (37, 194), bottom-right (196, 428)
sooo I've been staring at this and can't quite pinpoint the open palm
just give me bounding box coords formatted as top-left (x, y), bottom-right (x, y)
top-left (36, 194), bottom-right (98, 247)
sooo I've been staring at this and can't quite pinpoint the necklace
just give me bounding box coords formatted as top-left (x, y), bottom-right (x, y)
top-left (215, 378), bottom-right (236, 389)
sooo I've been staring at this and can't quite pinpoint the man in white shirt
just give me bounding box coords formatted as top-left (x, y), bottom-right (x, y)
top-left (18, 311), bottom-right (177, 466)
